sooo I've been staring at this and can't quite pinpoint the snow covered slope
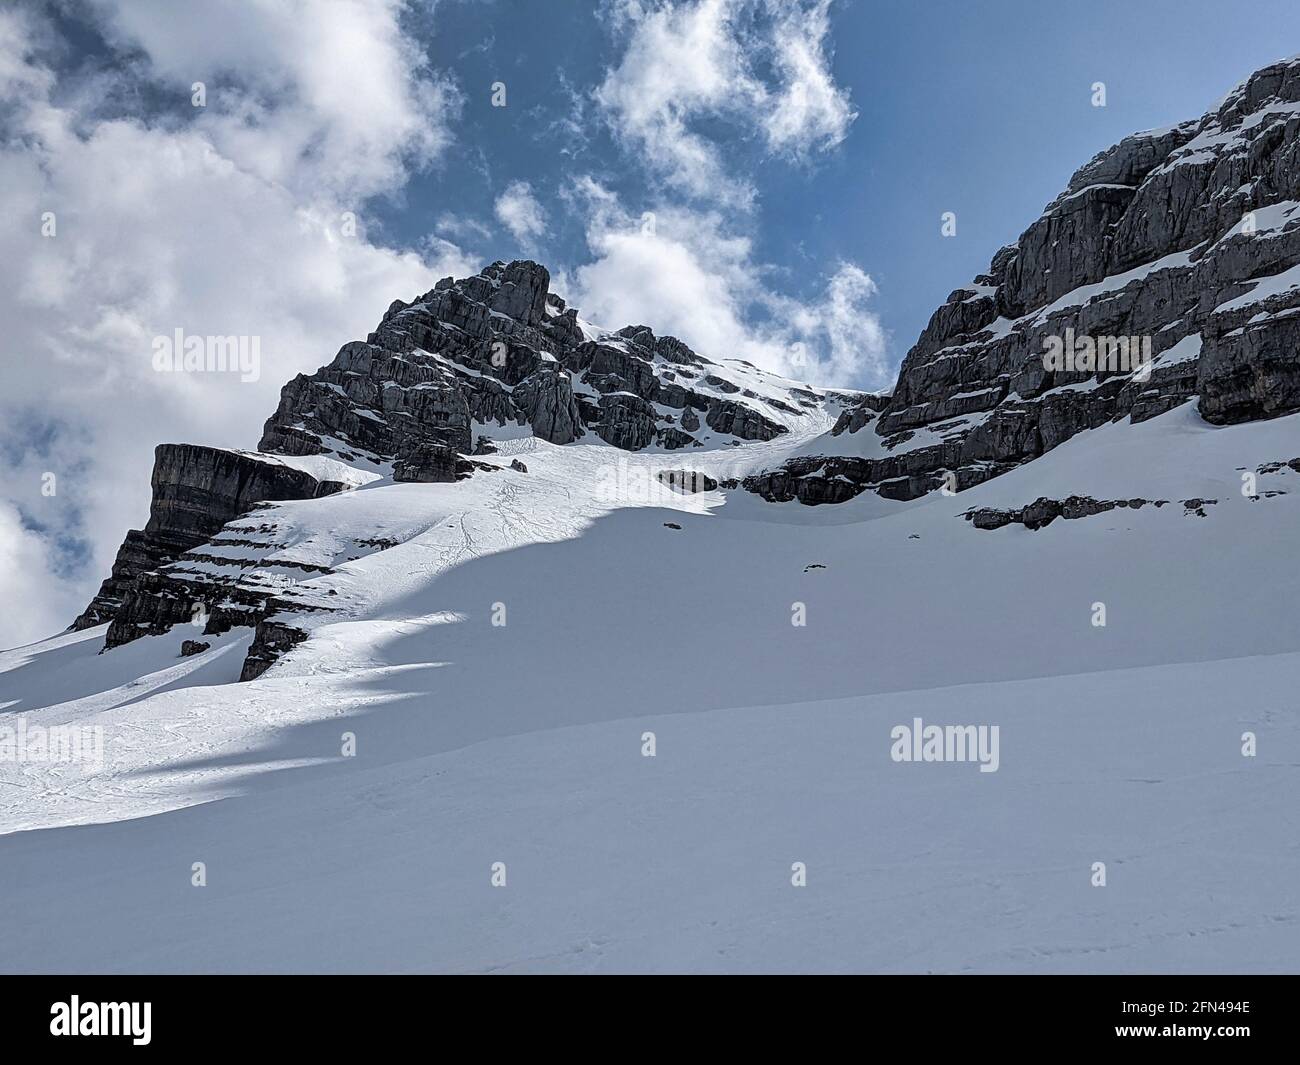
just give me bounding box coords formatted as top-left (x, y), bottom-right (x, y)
top-left (2, 398), bottom-right (1298, 972)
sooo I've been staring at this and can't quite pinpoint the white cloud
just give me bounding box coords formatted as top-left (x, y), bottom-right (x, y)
top-left (494, 181), bottom-right (547, 246)
top-left (595, 0), bottom-right (856, 205)
top-left (781, 261), bottom-right (886, 384)
top-left (86, 0), bottom-right (460, 202)
top-left (584, 3), bottom-right (868, 381)
top-left (763, 0), bottom-right (856, 155)
top-left (0, 2), bottom-right (465, 647)
top-left (0, 501), bottom-right (83, 652)
top-left (563, 178), bottom-right (887, 387)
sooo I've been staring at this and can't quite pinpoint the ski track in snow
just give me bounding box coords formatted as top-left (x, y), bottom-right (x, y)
top-left (1, 402), bottom-right (1299, 972)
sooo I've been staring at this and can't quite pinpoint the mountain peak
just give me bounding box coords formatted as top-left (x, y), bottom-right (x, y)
top-left (69, 53), bottom-right (1300, 677)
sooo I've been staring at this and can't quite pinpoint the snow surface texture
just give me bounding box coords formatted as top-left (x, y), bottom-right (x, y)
top-left (2, 398), bottom-right (1298, 973)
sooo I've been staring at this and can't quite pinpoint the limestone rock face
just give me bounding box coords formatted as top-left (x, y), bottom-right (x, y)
top-left (965, 496), bottom-right (1166, 531)
top-left (705, 397), bottom-right (785, 441)
top-left (513, 366), bottom-right (584, 444)
top-left (595, 392), bottom-right (657, 451)
top-left (1198, 283), bottom-right (1300, 423)
top-left (74, 445), bottom-right (340, 632)
top-left (751, 56), bottom-right (1300, 505)
top-left (72, 59), bottom-right (1300, 677)
top-left (240, 617), bottom-right (309, 682)
top-left (255, 258), bottom-right (790, 463)
top-left (393, 442), bottom-right (459, 483)
top-left (76, 258), bottom-right (811, 671)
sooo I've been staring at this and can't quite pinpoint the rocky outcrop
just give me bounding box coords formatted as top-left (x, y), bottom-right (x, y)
top-left (513, 366), bottom-right (584, 444)
top-left (72, 57), bottom-right (1300, 677)
top-left (705, 397), bottom-right (785, 441)
top-left (76, 258), bottom-right (814, 670)
top-left (1198, 276), bottom-right (1300, 423)
top-left (74, 445), bottom-right (343, 631)
top-left (595, 393), bottom-right (657, 451)
top-left (240, 616), bottom-right (310, 681)
top-left (657, 470), bottom-right (718, 493)
top-left (964, 496), bottom-right (1169, 531)
top-left (393, 442), bottom-right (459, 483)
top-left (961, 495), bottom-right (1229, 530)
top-left (753, 55), bottom-right (1300, 505)
top-left (256, 259), bottom-right (792, 463)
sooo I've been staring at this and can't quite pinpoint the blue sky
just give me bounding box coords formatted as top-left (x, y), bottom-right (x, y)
top-left (2, 0), bottom-right (1299, 645)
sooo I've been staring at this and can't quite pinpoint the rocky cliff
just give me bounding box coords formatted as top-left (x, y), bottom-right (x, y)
top-left (748, 55), bottom-right (1300, 505)
top-left (256, 258), bottom-right (810, 469)
top-left (74, 56), bottom-right (1300, 676)
top-left (76, 258), bottom-right (847, 668)
top-left (73, 445), bottom-right (347, 635)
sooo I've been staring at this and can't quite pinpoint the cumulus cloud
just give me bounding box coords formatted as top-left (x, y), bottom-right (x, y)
top-left (562, 177), bottom-right (887, 387)
top-left (595, 0), bottom-right (856, 205)
top-left (494, 181), bottom-right (547, 246)
top-left (0, 2), bottom-right (464, 647)
top-left (85, 0), bottom-right (460, 202)
top-left (0, 501), bottom-right (83, 653)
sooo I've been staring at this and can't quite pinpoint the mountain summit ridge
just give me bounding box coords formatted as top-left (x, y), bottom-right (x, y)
top-left (72, 257), bottom-right (858, 664)
top-left (74, 54), bottom-right (1300, 680)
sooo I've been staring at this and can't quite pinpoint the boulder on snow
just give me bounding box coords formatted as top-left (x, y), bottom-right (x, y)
top-left (657, 470), bottom-right (718, 494)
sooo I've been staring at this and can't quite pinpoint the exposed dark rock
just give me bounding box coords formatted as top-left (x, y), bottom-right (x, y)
top-left (963, 495), bottom-right (1167, 531)
top-left (75, 445), bottom-right (342, 634)
top-left (595, 393), bottom-right (657, 450)
top-left (513, 366), bottom-right (584, 444)
top-left (393, 442), bottom-right (458, 483)
top-left (1199, 294), bottom-right (1300, 423)
top-left (585, 343), bottom-right (659, 399)
top-left (1255, 457), bottom-right (1300, 474)
top-left (657, 426), bottom-right (699, 450)
top-left (256, 260), bottom-right (785, 465)
top-left (241, 617), bottom-right (309, 681)
top-left (180, 640), bottom-right (210, 657)
top-left (77, 256), bottom-right (813, 672)
top-left (74, 55), bottom-right (1300, 681)
top-left (1182, 497), bottom-right (1219, 517)
top-left (657, 470), bottom-right (718, 493)
top-left (748, 56), bottom-right (1300, 505)
top-left (830, 392), bottom-right (890, 436)
top-left (705, 398), bottom-right (786, 441)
